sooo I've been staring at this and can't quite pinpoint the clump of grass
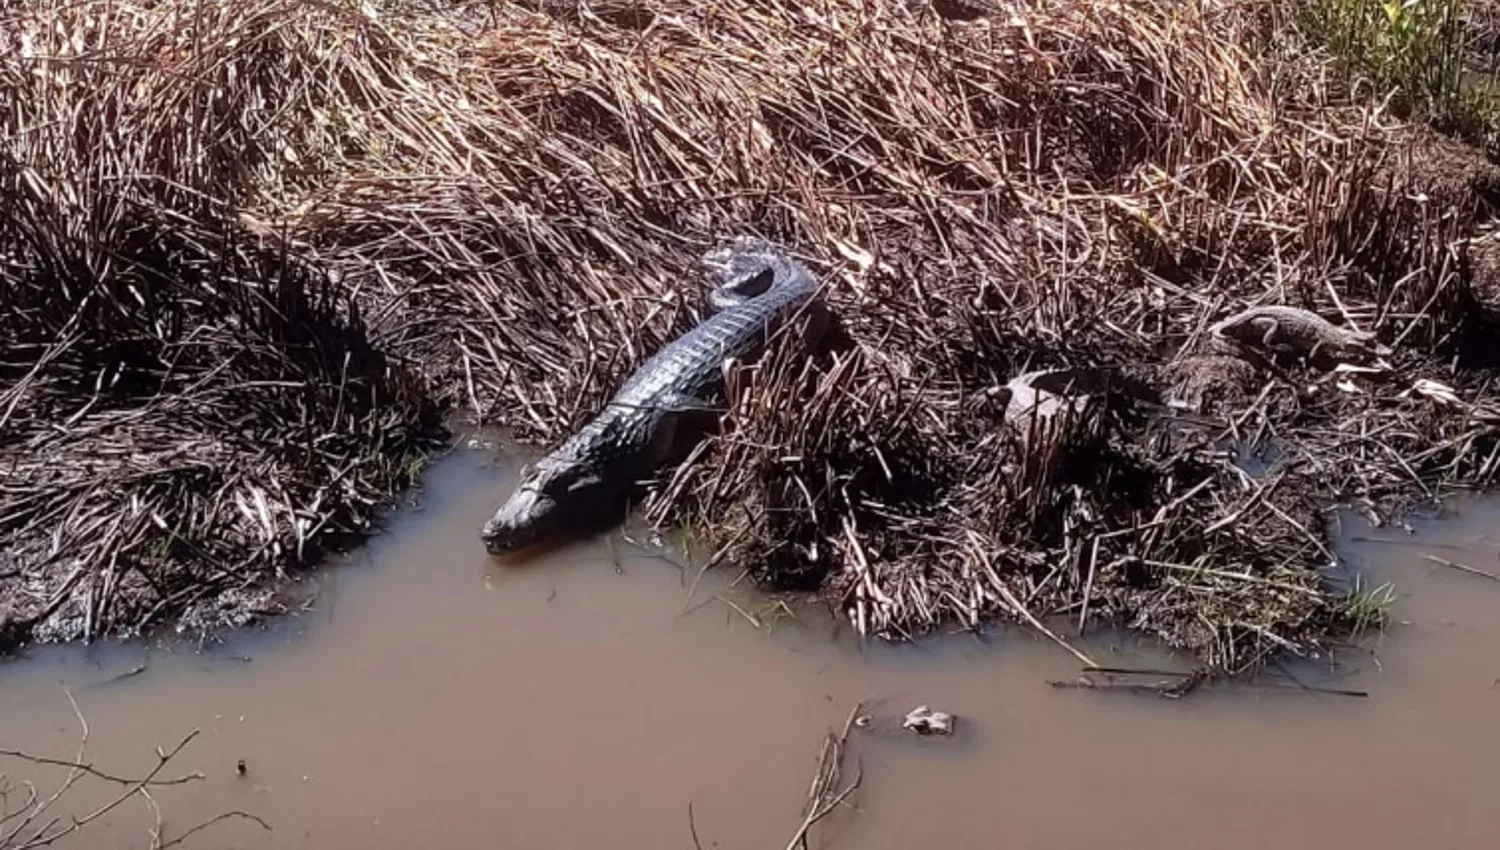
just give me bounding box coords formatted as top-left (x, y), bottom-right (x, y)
top-left (3, 0), bottom-right (1500, 679)
top-left (1336, 578), bottom-right (1399, 637)
top-left (1297, 0), bottom-right (1467, 113)
top-left (1288, 0), bottom-right (1500, 153)
top-left (0, 0), bottom-right (444, 650)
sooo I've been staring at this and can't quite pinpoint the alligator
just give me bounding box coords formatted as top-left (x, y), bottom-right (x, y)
top-left (480, 236), bottom-right (827, 556)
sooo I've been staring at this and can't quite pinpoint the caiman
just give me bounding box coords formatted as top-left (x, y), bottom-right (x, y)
top-left (1208, 304), bottom-right (1392, 366)
top-left (480, 236), bottom-right (827, 556)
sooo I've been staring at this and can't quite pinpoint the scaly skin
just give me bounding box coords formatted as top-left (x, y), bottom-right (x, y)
top-left (1208, 305), bottom-right (1391, 365)
top-left (480, 236), bottom-right (826, 555)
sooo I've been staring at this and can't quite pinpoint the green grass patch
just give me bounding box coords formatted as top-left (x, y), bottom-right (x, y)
top-left (1299, 0), bottom-right (1466, 111)
top-left (1291, 0), bottom-right (1500, 152)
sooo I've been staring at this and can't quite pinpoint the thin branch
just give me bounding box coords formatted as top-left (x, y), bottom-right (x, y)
top-left (784, 704), bottom-right (864, 850)
top-left (158, 811), bottom-right (273, 849)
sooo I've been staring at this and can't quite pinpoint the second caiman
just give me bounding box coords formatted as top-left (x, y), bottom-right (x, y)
top-left (480, 236), bottom-right (828, 556)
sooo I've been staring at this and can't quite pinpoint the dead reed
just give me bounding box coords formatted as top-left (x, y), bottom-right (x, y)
top-left (5, 0), bottom-right (1500, 676)
top-left (783, 703), bottom-right (863, 850)
top-left (0, 0), bottom-right (443, 648)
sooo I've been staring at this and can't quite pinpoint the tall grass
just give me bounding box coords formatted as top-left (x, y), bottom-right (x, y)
top-left (1295, 0), bottom-right (1500, 149)
top-left (1303, 0), bottom-right (1465, 109)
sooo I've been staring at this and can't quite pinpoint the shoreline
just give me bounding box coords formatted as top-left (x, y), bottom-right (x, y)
top-left (5, 0), bottom-right (1500, 677)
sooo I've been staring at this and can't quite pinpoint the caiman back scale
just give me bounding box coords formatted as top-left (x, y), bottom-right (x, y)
top-left (480, 236), bottom-right (826, 555)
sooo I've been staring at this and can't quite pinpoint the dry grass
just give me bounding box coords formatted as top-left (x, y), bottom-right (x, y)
top-left (5, 0), bottom-right (1500, 676)
top-left (0, 0), bottom-right (443, 645)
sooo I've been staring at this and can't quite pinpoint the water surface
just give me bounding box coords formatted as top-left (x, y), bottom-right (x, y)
top-left (1, 446), bottom-right (1498, 849)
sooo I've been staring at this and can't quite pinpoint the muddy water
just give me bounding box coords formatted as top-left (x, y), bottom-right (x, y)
top-left (2, 446), bottom-right (1500, 849)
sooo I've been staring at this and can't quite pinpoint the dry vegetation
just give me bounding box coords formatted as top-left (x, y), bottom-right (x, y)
top-left (6, 0), bottom-right (1500, 677)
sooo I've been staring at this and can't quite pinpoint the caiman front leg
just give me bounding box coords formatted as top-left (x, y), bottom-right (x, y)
top-left (1258, 318), bottom-right (1280, 352)
top-left (648, 389), bottom-right (722, 466)
top-left (1265, 318), bottom-right (1325, 364)
top-left (1258, 317), bottom-right (1318, 363)
top-left (1307, 339), bottom-right (1325, 364)
top-left (796, 298), bottom-right (833, 356)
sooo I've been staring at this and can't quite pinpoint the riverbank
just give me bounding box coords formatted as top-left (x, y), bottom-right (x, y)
top-left (2, 450), bottom-right (1500, 849)
top-left (5, 0), bottom-right (1500, 675)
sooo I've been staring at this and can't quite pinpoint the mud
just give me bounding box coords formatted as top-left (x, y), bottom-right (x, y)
top-left (0, 446), bottom-right (1498, 848)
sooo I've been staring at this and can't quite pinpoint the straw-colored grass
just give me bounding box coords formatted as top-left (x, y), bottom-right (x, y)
top-left (5, 0), bottom-right (1500, 677)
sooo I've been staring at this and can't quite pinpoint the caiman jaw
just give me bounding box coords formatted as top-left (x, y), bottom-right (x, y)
top-left (481, 458), bottom-right (609, 555)
top-left (480, 484), bottom-right (556, 555)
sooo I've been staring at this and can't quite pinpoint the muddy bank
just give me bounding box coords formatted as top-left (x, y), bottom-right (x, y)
top-left (1, 450), bottom-right (1500, 849)
top-left (6, 0), bottom-right (1500, 673)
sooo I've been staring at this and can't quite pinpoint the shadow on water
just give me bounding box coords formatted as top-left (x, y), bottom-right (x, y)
top-left (1, 442), bottom-right (1499, 848)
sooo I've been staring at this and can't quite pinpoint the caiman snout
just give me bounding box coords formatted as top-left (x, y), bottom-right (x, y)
top-left (482, 461), bottom-right (614, 556)
top-left (480, 485), bottom-right (556, 556)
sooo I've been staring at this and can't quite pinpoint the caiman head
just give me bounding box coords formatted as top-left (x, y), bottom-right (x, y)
top-left (700, 235), bottom-right (789, 307)
top-left (701, 234), bottom-right (784, 282)
top-left (480, 458), bottom-right (614, 556)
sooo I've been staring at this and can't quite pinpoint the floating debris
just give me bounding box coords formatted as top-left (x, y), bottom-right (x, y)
top-left (902, 705), bottom-right (956, 737)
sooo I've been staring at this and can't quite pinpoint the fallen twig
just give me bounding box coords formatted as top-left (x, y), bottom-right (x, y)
top-left (784, 704), bottom-right (864, 850)
top-left (1421, 554), bottom-right (1500, 583)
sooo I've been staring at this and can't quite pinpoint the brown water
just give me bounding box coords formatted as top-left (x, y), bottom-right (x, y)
top-left (3, 444), bottom-right (1500, 849)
